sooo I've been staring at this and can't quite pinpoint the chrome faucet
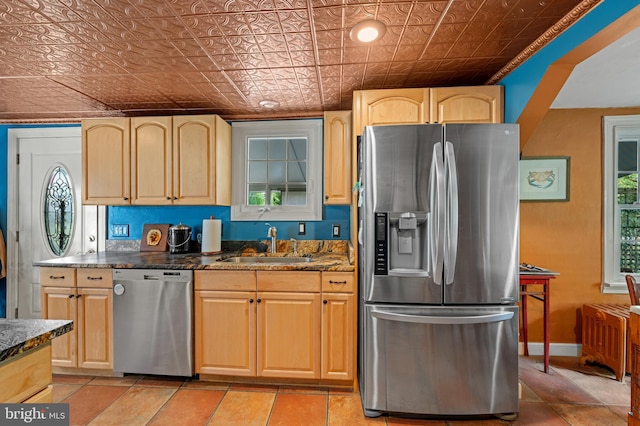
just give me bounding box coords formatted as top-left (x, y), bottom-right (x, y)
top-left (290, 238), bottom-right (298, 256)
top-left (266, 223), bottom-right (277, 253)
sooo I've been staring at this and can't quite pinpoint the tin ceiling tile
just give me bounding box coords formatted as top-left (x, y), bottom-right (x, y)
top-left (0, 0), bottom-right (594, 120)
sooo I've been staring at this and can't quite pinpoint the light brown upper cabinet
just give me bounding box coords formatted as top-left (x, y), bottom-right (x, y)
top-left (430, 86), bottom-right (503, 124)
top-left (172, 115), bottom-right (231, 206)
top-left (353, 88), bottom-right (430, 138)
top-left (324, 111), bottom-right (352, 205)
top-left (83, 115), bottom-right (231, 205)
top-left (131, 116), bottom-right (173, 205)
top-left (353, 86), bottom-right (504, 139)
top-left (82, 118), bottom-right (131, 205)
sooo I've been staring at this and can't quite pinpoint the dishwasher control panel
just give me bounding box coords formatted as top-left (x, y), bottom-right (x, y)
top-left (113, 269), bottom-right (193, 282)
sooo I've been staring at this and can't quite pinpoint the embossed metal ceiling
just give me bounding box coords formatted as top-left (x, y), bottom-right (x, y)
top-left (0, 0), bottom-right (596, 121)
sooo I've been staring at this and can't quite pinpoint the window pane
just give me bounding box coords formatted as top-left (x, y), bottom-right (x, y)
top-left (288, 161), bottom-right (306, 182)
top-left (269, 139), bottom-right (286, 160)
top-left (619, 140), bottom-right (638, 172)
top-left (621, 208), bottom-right (640, 273)
top-left (248, 184), bottom-right (266, 205)
top-left (44, 166), bottom-right (74, 256)
top-left (249, 139), bottom-right (267, 160)
top-left (270, 190), bottom-right (282, 206)
top-left (288, 139), bottom-right (306, 160)
top-left (618, 172), bottom-right (638, 204)
top-left (269, 161), bottom-right (286, 182)
top-left (248, 161), bottom-right (267, 182)
top-left (285, 189), bottom-right (307, 205)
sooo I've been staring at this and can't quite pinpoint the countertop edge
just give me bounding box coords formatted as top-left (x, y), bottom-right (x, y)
top-left (34, 251), bottom-right (355, 272)
top-left (0, 319), bottom-right (73, 363)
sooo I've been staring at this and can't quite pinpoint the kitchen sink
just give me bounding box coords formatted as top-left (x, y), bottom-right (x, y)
top-left (221, 256), bottom-right (311, 264)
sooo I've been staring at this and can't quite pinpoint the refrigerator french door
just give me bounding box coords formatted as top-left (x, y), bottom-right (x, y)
top-left (358, 123), bottom-right (520, 418)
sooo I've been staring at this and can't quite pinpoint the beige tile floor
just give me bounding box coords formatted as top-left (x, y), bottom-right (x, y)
top-left (52, 356), bottom-right (630, 425)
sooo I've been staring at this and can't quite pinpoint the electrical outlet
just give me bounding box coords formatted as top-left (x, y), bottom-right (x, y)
top-left (298, 222), bottom-right (306, 235)
top-left (112, 224), bottom-right (129, 237)
top-left (332, 224), bottom-right (340, 238)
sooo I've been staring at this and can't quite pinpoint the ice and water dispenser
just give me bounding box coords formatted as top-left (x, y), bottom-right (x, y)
top-left (374, 211), bottom-right (430, 277)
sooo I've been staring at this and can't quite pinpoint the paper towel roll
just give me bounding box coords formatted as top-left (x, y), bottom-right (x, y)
top-left (201, 219), bottom-right (222, 253)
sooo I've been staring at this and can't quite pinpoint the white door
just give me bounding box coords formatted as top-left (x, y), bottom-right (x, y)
top-left (7, 127), bottom-right (104, 319)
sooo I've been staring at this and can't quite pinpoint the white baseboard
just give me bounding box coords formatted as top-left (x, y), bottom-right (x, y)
top-left (519, 342), bottom-right (582, 357)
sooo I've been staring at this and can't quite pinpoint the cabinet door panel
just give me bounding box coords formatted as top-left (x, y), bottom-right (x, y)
top-left (42, 287), bottom-right (77, 368)
top-left (131, 117), bottom-right (173, 205)
top-left (322, 293), bottom-right (354, 380)
top-left (257, 292), bottom-right (320, 379)
top-left (324, 111), bottom-right (352, 205)
top-left (82, 118), bottom-right (130, 205)
top-left (195, 291), bottom-right (256, 376)
top-left (355, 89), bottom-right (429, 137)
top-left (77, 288), bottom-right (112, 369)
top-left (173, 115), bottom-right (231, 205)
top-left (430, 86), bottom-right (503, 124)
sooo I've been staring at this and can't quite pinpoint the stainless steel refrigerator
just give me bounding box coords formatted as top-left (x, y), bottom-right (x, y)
top-left (358, 123), bottom-right (519, 419)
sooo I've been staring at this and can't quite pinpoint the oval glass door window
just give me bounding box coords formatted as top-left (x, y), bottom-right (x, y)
top-left (43, 165), bottom-right (74, 256)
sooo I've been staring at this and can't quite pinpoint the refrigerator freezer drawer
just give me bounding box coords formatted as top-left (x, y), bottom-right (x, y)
top-left (360, 304), bottom-right (518, 417)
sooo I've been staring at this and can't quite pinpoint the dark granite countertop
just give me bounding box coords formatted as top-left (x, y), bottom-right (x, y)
top-left (0, 319), bottom-right (73, 363)
top-left (34, 240), bottom-right (355, 272)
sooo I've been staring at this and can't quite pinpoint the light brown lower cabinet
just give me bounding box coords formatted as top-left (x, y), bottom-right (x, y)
top-left (195, 270), bottom-right (355, 383)
top-left (40, 267), bottom-right (113, 370)
top-left (257, 291), bottom-right (321, 379)
top-left (321, 292), bottom-right (354, 380)
top-left (195, 289), bottom-right (256, 376)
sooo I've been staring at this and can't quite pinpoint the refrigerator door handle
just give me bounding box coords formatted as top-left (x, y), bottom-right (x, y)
top-left (372, 310), bottom-right (514, 325)
top-left (444, 141), bottom-right (459, 285)
top-left (429, 142), bottom-right (445, 285)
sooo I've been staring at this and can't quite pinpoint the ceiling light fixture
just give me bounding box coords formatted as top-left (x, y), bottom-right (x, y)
top-left (259, 100), bottom-right (279, 109)
top-left (349, 19), bottom-right (387, 43)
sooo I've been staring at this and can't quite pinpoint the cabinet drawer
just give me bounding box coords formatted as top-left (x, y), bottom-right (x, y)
top-left (257, 271), bottom-right (321, 292)
top-left (322, 272), bottom-right (354, 293)
top-left (40, 267), bottom-right (76, 287)
top-left (195, 270), bottom-right (256, 291)
top-left (77, 268), bottom-right (113, 288)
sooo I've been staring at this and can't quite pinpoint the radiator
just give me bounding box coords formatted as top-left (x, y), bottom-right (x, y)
top-left (580, 303), bottom-right (630, 382)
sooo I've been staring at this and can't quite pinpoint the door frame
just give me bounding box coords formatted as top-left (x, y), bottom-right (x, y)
top-left (6, 127), bottom-right (106, 319)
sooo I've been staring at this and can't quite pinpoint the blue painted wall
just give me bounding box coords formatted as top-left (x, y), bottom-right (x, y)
top-left (108, 205), bottom-right (350, 242)
top-left (499, 0), bottom-right (640, 123)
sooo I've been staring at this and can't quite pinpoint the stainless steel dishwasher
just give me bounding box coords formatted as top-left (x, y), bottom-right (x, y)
top-left (112, 269), bottom-right (194, 377)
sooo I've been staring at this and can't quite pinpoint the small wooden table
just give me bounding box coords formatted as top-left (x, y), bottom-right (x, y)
top-left (519, 268), bottom-right (558, 373)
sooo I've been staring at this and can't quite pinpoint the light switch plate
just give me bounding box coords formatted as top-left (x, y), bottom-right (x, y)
top-left (112, 224), bottom-right (129, 237)
top-left (298, 222), bottom-right (306, 235)
top-left (332, 224), bottom-right (340, 238)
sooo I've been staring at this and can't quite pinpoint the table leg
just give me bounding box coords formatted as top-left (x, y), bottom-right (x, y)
top-left (521, 286), bottom-right (528, 356)
top-left (543, 282), bottom-right (550, 373)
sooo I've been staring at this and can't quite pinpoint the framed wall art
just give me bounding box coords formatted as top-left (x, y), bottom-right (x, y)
top-left (520, 156), bottom-right (570, 202)
top-left (140, 224), bottom-right (170, 252)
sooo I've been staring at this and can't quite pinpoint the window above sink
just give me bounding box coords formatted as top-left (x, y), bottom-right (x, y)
top-left (231, 119), bottom-right (322, 221)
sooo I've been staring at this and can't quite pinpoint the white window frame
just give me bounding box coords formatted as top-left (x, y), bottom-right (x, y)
top-left (231, 119), bottom-right (323, 221)
top-left (603, 115), bottom-right (640, 293)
